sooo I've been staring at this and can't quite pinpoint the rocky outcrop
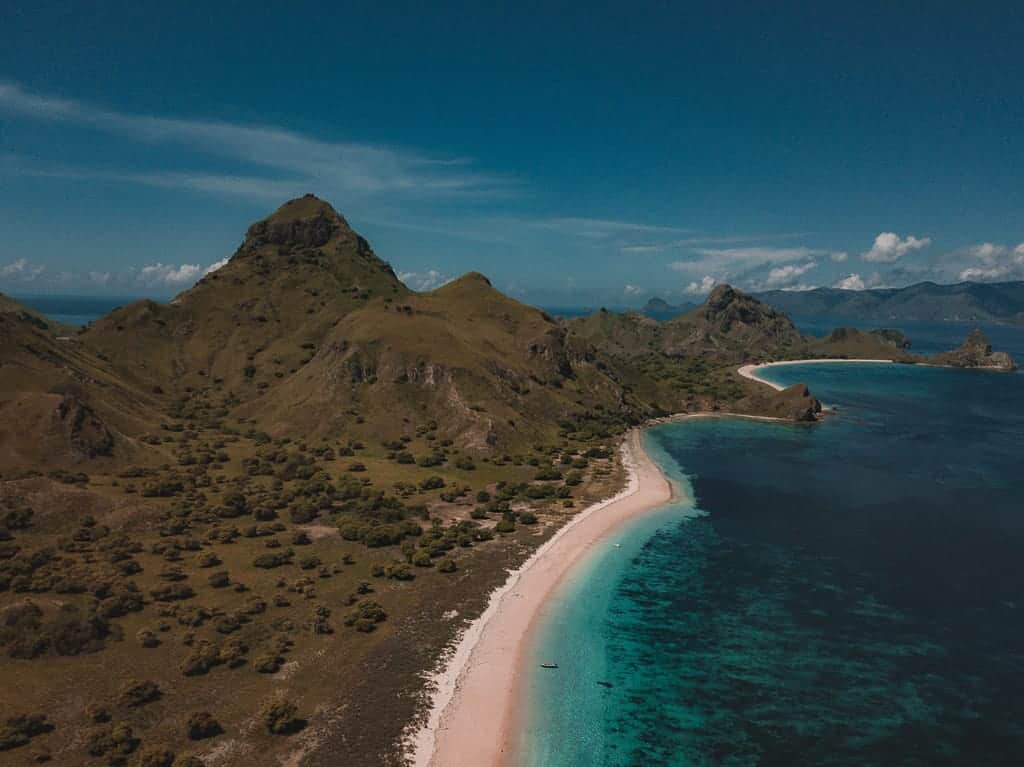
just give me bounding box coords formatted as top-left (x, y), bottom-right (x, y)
top-left (246, 210), bottom-right (341, 249)
top-left (735, 383), bottom-right (823, 422)
top-left (664, 284), bottom-right (805, 358)
top-left (54, 394), bottom-right (114, 459)
top-left (930, 329), bottom-right (1017, 371)
top-left (244, 194), bottom-right (352, 249)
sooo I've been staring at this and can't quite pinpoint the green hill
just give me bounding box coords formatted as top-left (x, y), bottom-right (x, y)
top-left (83, 195), bottom-right (409, 394)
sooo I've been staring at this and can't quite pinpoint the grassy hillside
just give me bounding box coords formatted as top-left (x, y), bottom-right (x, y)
top-left (244, 271), bottom-right (649, 450)
top-left (83, 196), bottom-right (410, 395)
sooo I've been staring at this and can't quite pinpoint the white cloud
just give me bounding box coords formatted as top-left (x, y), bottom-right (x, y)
top-left (970, 242), bottom-right (1003, 260)
top-left (623, 234), bottom-right (811, 256)
top-left (669, 246), bottom-right (833, 281)
top-left (959, 266), bottom-right (1009, 281)
top-left (89, 271), bottom-right (111, 286)
top-left (685, 246), bottom-right (823, 263)
top-left (139, 262), bottom-right (205, 286)
top-left (620, 244), bottom-right (666, 254)
top-left (205, 257), bottom-right (230, 275)
top-left (863, 232), bottom-right (931, 263)
top-left (534, 217), bottom-right (689, 241)
top-left (953, 241), bottom-right (1024, 282)
top-left (398, 269), bottom-right (451, 291)
top-left (0, 81), bottom-right (512, 200)
top-left (829, 251), bottom-right (849, 262)
top-left (764, 261), bottom-right (817, 288)
top-left (833, 273), bottom-right (866, 290)
top-left (623, 284), bottom-right (645, 296)
top-left (685, 275), bottom-right (717, 295)
top-left (0, 258), bottom-right (45, 281)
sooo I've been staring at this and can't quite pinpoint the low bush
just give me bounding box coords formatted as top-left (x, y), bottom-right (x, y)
top-left (262, 700), bottom-right (305, 735)
top-left (118, 679), bottom-right (161, 707)
top-left (344, 600), bottom-right (388, 632)
top-left (0, 713), bottom-right (53, 752)
top-left (186, 711), bottom-right (222, 740)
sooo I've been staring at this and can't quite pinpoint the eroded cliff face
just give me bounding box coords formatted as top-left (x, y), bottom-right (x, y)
top-left (931, 329), bottom-right (1017, 371)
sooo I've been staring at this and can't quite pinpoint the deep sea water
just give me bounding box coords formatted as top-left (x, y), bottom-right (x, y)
top-left (521, 361), bottom-right (1024, 766)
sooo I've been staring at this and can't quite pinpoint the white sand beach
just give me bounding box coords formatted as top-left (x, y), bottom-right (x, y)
top-left (407, 428), bottom-right (674, 767)
top-left (738, 358), bottom-right (895, 391)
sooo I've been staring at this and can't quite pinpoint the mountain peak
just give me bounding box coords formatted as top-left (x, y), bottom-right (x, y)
top-left (245, 194), bottom-right (353, 249)
top-left (704, 283), bottom-right (740, 308)
top-left (679, 282), bottom-right (804, 351)
top-left (454, 271), bottom-right (493, 287)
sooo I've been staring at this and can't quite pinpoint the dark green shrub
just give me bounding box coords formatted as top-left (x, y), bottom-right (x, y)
top-left (412, 551), bottom-right (433, 568)
top-left (137, 629), bottom-right (160, 648)
top-left (289, 505), bottom-right (317, 524)
top-left (419, 476), bottom-right (445, 491)
top-left (0, 713), bottom-right (53, 752)
top-left (344, 600), bottom-right (387, 632)
top-left (261, 700), bottom-right (305, 735)
top-left (438, 557), bottom-right (457, 573)
top-left (253, 552), bottom-right (290, 569)
top-left (186, 711), bottom-right (222, 740)
top-left (86, 722), bottom-right (138, 759)
top-left (118, 679), bottom-right (161, 707)
top-left (150, 585), bottom-right (195, 602)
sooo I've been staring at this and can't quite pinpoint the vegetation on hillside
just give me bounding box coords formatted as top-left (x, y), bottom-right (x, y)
top-left (2, 195), bottom-right (1007, 765)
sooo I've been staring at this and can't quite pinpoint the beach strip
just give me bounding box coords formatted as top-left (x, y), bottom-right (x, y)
top-left (738, 358), bottom-right (895, 391)
top-left (407, 428), bottom-right (674, 767)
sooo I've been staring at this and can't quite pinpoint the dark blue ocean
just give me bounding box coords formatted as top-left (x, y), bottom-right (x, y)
top-left (10, 294), bottom-right (141, 327)
top-left (521, 346), bottom-right (1024, 765)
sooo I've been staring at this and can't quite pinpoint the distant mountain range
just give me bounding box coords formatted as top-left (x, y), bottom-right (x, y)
top-left (755, 281), bottom-right (1024, 325)
top-left (642, 282), bottom-right (1024, 325)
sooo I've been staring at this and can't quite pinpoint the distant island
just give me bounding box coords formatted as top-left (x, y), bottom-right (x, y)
top-left (0, 196), bottom-right (1014, 765)
top-left (641, 281), bottom-right (1024, 325)
top-left (755, 281), bottom-right (1024, 325)
top-left (641, 297), bottom-right (698, 320)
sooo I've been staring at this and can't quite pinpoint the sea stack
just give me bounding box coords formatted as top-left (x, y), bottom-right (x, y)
top-left (930, 329), bottom-right (1017, 371)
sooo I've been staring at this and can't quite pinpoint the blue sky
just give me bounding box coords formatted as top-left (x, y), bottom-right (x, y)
top-left (1, 2), bottom-right (1022, 306)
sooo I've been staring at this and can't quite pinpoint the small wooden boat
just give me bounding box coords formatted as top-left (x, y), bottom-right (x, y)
top-left (540, 662), bottom-right (559, 669)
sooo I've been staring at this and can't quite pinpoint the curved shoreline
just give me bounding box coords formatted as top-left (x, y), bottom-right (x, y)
top-left (408, 360), bottom-right (895, 766)
top-left (406, 428), bottom-right (675, 767)
top-left (738, 358), bottom-right (896, 391)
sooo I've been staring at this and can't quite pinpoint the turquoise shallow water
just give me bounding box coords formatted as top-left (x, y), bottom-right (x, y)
top-left (520, 360), bottom-right (1024, 766)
